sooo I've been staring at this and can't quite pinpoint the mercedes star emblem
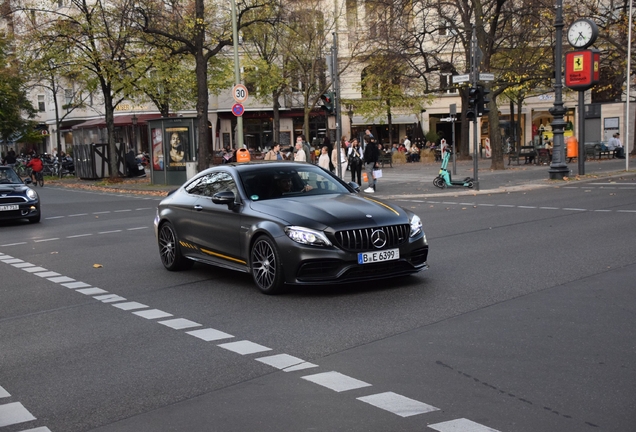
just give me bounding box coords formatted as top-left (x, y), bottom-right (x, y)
top-left (371, 229), bottom-right (387, 249)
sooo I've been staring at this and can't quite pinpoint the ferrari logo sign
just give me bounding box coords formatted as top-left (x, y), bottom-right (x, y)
top-left (565, 49), bottom-right (599, 91)
top-left (573, 54), bottom-right (584, 72)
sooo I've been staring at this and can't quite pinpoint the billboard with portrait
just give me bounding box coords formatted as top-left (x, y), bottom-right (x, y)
top-left (165, 127), bottom-right (190, 170)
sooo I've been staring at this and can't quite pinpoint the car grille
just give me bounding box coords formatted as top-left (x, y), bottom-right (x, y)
top-left (334, 224), bottom-right (410, 251)
top-left (0, 196), bottom-right (26, 204)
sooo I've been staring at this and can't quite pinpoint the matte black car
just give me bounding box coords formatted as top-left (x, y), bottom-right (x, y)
top-left (154, 162), bottom-right (428, 294)
top-left (0, 166), bottom-right (40, 224)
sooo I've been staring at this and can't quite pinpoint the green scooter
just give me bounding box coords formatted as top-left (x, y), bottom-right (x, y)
top-left (433, 148), bottom-right (474, 189)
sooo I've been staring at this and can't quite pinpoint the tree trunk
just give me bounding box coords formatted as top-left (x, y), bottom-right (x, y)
top-left (102, 84), bottom-right (118, 179)
top-left (272, 90), bottom-right (281, 144)
top-left (488, 92), bottom-right (504, 170)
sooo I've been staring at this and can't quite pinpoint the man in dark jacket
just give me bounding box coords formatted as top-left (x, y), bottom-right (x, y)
top-left (363, 136), bottom-right (378, 193)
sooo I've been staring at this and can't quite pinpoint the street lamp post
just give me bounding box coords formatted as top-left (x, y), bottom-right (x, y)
top-left (548, 0), bottom-right (569, 180)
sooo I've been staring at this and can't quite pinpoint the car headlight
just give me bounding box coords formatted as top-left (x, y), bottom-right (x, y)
top-left (409, 214), bottom-right (422, 237)
top-left (285, 226), bottom-right (332, 247)
top-left (26, 188), bottom-right (37, 200)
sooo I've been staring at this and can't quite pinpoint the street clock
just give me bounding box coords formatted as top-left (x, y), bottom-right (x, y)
top-left (567, 18), bottom-right (599, 49)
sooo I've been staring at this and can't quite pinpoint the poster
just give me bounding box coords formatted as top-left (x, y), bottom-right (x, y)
top-left (151, 128), bottom-right (163, 171)
top-left (165, 127), bottom-right (189, 169)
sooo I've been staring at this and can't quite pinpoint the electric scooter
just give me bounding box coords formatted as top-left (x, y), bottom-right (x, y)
top-left (433, 148), bottom-right (474, 189)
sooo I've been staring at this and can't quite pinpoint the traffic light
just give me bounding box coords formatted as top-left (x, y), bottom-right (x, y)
top-left (466, 87), bottom-right (478, 120)
top-left (320, 92), bottom-right (335, 115)
top-left (477, 85), bottom-right (490, 117)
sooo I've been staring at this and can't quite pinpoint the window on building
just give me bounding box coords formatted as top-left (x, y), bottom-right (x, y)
top-left (65, 89), bottom-right (73, 108)
top-left (38, 95), bottom-right (45, 112)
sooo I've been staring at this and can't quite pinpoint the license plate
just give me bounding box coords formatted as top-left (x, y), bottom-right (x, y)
top-left (358, 248), bottom-right (399, 264)
top-left (0, 205), bottom-right (19, 211)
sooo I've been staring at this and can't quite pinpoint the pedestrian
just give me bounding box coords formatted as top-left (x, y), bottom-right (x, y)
top-left (612, 133), bottom-right (625, 159)
top-left (264, 143), bottom-right (283, 161)
top-left (331, 139), bottom-right (348, 177)
top-left (363, 135), bottom-right (379, 193)
top-left (403, 135), bottom-right (411, 151)
top-left (294, 140), bottom-right (307, 162)
top-left (347, 138), bottom-right (363, 185)
top-left (318, 146), bottom-right (330, 170)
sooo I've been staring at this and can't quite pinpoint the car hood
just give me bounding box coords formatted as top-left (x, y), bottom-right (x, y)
top-left (249, 193), bottom-right (409, 230)
top-left (0, 184), bottom-right (32, 195)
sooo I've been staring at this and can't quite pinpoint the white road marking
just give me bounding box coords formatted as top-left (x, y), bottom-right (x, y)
top-left (218, 340), bottom-right (272, 355)
top-left (12, 263), bottom-right (34, 268)
top-left (186, 328), bottom-right (234, 342)
top-left (76, 288), bottom-right (108, 296)
top-left (539, 207), bottom-right (559, 210)
top-left (92, 211), bottom-right (110, 214)
top-left (133, 309), bottom-right (173, 320)
top-left (517, 206), bottom-right (536, 209)
top-left (301, 371), bottom-right (372, 393)
top-left (256, 354), bottom-right (306, 370)
top-left (112, 301), bottom-right (148, 311)
top-left (594, 209), bottom-right (612, 212)
top-left (69, 213), bottom-right (88, 217)
top-left (34, 271), bottom-right (61, 278)
top-left (428, 418), bottom-right (501, 432)
top-left (357, 392), bottom-right (439, 417)
top-left (618, 210), bottom-right (636, 213)
top-left (47, 276), bottom-right (75, 283)
top-left (0, 242), bottom-right (27, 246)
top-left (45, 216), bottom-right (65, 219)
top-left (0, 385), bottom-right (9, 398)
top-left (33, 238), bottom-right (59, 243)
top-left (67, 234), bottom-right (93, 238)
top-left (136, 208), bottom-right (152, 210)
top-left (127, 227), bottom-right (148, 231)
top-left (114, 209), bottom-right (132, 213)
top-left (0, 255), bottom-right (14, 260)
top-left (0, 402), bottom-right (37, 427)
top-left (94, 294), bottom-right (126, 303)
top-left (19, 427), bottom-right (52, 432)
top-left (61, 281), bottom-right (91, 289)
top-left (497, 205), bottom-right (515, 208)
top-left (98, 230), bottom-right (122, 234)
top-left (2, 258), bottom-right (23, 264)
top-left (157, 318), bottom-right (201, 330)
top-left (22, 267), bottom-right (47, 273)
top-left (563, 208), bottom-right (586, 211)
top-left (283, 362), bottom-right (319, 372)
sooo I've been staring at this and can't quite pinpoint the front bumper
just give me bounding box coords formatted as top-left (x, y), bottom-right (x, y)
top-left (0, 202), bottom-right (39, 221)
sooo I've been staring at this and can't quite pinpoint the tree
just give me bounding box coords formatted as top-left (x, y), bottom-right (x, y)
top-left (0, 34), bottom-right (37, 147)
top-left (136, 0), bottom-right (276, 171)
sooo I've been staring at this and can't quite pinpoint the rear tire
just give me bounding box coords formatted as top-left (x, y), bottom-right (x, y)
top-left (158, 222), bottom-right (193, 271)
top-left (250, 236), bottom-right (285, 294)
top-left (37, 173), bottom-right (43, 187)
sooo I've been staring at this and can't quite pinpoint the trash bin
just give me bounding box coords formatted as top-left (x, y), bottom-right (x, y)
top-left (236, 148), bottom-right (251, 163)
top-left (566, 136), bottom-right (578, 159)
top-left (186, 161), bottom-right (197, 180)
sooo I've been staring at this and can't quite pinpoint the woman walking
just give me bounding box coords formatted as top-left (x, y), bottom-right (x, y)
top-left (347, 138), bottom-right (363, 185)
top-left (331, 139), bottom-right (348, 178)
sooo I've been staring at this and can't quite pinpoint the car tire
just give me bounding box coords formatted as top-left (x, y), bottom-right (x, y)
top-left (28, 213), bottom-right (41, 223)
top-left (158, 222), bottom-right (193, 271)
top-left (250, 236), bottom-right (285, 295)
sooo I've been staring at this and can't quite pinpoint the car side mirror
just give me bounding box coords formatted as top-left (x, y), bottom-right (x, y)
top-left (212, 191), bottom-right (238, 209)
top-left (24, 178), bottom-right (33, 185)
top-left (348, 181), bottom-right (360, 193)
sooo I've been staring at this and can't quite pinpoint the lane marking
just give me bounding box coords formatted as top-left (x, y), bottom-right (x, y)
top-left (428, 418), bottom-right (501, 432)
top-left (22, 267), bottom-right (48, 273)
top-left (98, 230), bottom-right (122, 234)
top-left (69, 213), bottom-right (88, 217)
top-left (34, 271), bottom-right (61, 278)
top-left (186, 328), bottom-right (234, 342)
top-left (218, 340), bottom-right (272, 355)
top-left (76, 288), bottom-right (108, 296)
top-left (2, 258), bottom-right (23, 264)
top-left (0, 242), bottom-right (27, 247)
top-left (94, 294), bottom-right (126, 303)
top-left (133, 309), bottom-right (173, 320)
top-left (33, 238), bottom-right (59, 243)
top-left (112, 302), bottom-right (148, 311)
top-left (47, 276), bottom-right (75, 283)
top-left (19, 427), bottom-right (52, 432)
top-left (256, 354), bottom-right (306, 370)
top-left (563, 208), bottom-right (586, 211)
top-left (283, 362), bottom-right (319, 372)
top-left (92, 211), bottom-right (111, 215)
top-left (61, 281), bottom-right (91, 289)
top-left (0, 401), bottom-right (37, 427)
top-left (301, 371), bottom-right (372, 393)
top-left (67, 234), bottom-right (93, 239)
top-left (12, 262), bottom-right (35, 268)
top-left (0, 385), bottom-right (9, 398)
top-left (157, 318), bottom-right (201, 330)
top-left (357, 392), bottom-right (439, 417)
top-left (114, 209), bottom-right (132, 213)
top-left (127, 227), bottom-right (148, 231)
top-left (45, 216), bottom-right (65, 220)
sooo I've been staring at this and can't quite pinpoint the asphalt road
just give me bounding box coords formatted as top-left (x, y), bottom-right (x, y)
top-left (1, 180), bottom-right (635, 432)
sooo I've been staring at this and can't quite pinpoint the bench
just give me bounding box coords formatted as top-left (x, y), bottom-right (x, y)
top-left (508, 146), bottom-right (536, 165)
top-left (378, 152), bottom-right (393, 168)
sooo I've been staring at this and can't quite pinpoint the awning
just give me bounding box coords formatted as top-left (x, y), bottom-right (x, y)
top-left (351, 114), bottom-right (418, 126)
top-left (72, 114), bottom-right (163, 130)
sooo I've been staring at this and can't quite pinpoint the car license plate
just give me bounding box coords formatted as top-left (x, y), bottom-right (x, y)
top-left (0, 205), bottom-right (19, 211)
top-left (358, 248), bottom-right (399, 264)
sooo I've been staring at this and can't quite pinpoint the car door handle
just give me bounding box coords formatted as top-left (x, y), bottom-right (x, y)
top-left (194, 205), bottom-right (203, 211)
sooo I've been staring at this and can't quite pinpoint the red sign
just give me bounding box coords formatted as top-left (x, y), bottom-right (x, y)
top-left (232, 103), bottom-right (244, 117)
top-left (565, 49), bottom-right (600, 91)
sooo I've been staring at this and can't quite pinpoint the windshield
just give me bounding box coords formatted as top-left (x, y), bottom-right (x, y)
top-left (0, 168), bottom-right (22, 185)
top-left (239, 165), bottom-right (351, 201)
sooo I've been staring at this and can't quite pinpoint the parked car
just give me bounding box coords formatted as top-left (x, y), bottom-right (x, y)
top-left (0, 165), bottom-right (40, 223)
top-left (154, 161), bottom-right (428, 294)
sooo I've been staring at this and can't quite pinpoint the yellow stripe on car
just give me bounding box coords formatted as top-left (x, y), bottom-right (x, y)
top-left (363, 197), bottom-right (400, 215)
top-left (201, 248), bottom-right (247, 265)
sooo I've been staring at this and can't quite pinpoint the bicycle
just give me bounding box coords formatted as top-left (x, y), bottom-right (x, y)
top-left (33, 170), bottom-right (44, 187)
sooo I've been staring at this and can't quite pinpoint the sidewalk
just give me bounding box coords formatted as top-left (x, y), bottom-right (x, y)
top-left (46, 156), bottom-right (635, 198)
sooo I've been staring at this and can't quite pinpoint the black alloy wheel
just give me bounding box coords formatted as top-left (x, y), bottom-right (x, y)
top-left (158, 222), bottom-right (193, 271)
top-left (250, 236), bottom-right (284, 294)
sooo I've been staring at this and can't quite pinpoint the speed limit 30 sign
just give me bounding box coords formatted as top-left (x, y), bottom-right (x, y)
top-left (233, 84), bottom-right (249, 103)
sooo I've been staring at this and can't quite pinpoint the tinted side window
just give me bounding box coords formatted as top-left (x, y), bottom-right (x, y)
top-left (185, 172), bottom-right (237, 197)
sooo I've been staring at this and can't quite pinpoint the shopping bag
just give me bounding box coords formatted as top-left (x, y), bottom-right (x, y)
top-left (373, 169), bottom-right (383, 179)
top-left (362, 172), bottom-right (368, 183)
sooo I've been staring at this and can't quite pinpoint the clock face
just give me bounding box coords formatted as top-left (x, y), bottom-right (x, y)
top-left (567, 19), bottom-right (598, 48)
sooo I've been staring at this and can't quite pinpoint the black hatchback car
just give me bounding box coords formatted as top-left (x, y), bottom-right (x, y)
top-left (154, 162), bottom-right (428, 294)
top-left (0, 166), bottom-right (40, 223)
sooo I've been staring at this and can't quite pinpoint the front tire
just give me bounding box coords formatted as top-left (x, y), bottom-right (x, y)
top-left (158, 222), bottom-right (193, 271)
top-left (250, 236), bottom-right (284, 294)
top-left (433, 176), bottom-right (446, 189)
